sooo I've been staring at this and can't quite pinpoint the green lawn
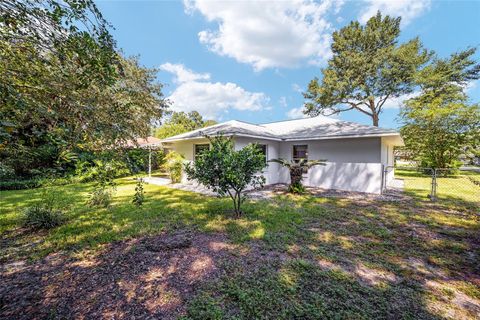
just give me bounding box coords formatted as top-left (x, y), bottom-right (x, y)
top-left (396, 169), bottom-right (480, 205)
top-left (1, 178), bottom-right (479, 319)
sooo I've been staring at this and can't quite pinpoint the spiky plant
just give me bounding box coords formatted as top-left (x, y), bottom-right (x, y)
top-left (269, 158), bottom-right (326, 193)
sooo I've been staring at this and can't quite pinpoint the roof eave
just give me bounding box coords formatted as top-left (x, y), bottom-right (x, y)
top-left (160, 132), bottom-right (282, 143)
top-left (282, 132), bottom-right (401, 142)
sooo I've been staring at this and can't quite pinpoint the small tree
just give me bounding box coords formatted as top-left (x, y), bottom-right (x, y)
top-left (132, 177), bottom-right (145, 207)
top-left (184, 137), bottom-right (266, 217)
top-left (269, 158), bottom-right (326, 193)
top-left (400, 48), bottom-right (480, 169)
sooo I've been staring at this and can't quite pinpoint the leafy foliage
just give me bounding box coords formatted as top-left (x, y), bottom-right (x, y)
top-left (400, 48), bottom-right (480, 169)
top-left (185, 137), bottom-right (266, 216)
top-left (155, 111), bottom-right (217, 139)
top-left (269, 158), bottom-right (326, 193)
top-left (87, 161), bottom-right (117, 208)
top-left (23, 187), bottom-right (66, 229)
top-left (304, 12), bottom-right (430, 126)
top-left (0, 179), bottom-right (41, 191)
top-left (23, 205), bottom-right (64, 229)
top-left (164, 151), bottom-right (185, 183)
top-left (0, 1), bottom-right (168, 179)
top-left (132, 178), bottom-right (145, 207)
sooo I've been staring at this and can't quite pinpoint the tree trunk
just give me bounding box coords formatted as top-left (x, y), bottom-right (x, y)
top-left (372, 112), bottom-right (379, 127)
top-left (290, 166), bottom-right (304, 186)
top-left (369, 98), bottom-right (379, 127)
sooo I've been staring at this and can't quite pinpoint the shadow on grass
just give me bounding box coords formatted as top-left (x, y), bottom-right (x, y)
top-left (0, 230), bottom-right (443, 320)
top-left (1, 181), bottom-right (479, 318)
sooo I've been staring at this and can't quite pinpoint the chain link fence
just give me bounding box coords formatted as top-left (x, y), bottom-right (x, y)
top-left (382, 166), bottom-right (480, 204)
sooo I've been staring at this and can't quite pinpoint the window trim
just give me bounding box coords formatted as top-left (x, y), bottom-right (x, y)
top-left (292, 144), bottom-right (309, 173)
top-left (292, 144), bottom-right (308, 162)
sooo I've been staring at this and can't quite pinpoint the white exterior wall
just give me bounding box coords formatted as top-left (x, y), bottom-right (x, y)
top-left (275, 138), bottom-right (384, 194)
top-left (381, 137), bottom-right (396, 185)
top-left (166, 138), bottom-right (210, 183)
top-left (166, 136), bottom-right (389, 194)
top-left (278, 137), bottom-right (381, 163)
top-left (304, 162), bottom-right (383, 194)
top-left (233, 137), bottom-right (282, 185)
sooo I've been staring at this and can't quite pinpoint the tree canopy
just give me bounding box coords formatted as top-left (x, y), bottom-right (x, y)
top-left (304, 12), bottom-right (430, 126)
top-left (0, 0), bottom-right (168, 177)
top-left (155, 111), bottom-right (217, 139)
top-left (400, 48), bottom-right (480, 169)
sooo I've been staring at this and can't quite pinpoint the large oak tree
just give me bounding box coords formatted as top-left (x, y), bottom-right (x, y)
top-left (304, 12), bottom-right (430, 126)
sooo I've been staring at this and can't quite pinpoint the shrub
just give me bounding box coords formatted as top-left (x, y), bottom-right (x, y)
top-left (76, 159), bottom-right (129, 183)
top-left (23, 205), bottom-right (64, 229)
top-left (164, 151), bottom-right (185, 183)
top-left (185, 136), bottom-right (266, 217)
top-left (132, 178), bottom-right (145, 207)
top-left (0, 163), bottom-right (15, 180)
top-left (0, 179), bottom-right (41, 190)
top-left (269, 158), bottom-right (326, 194)
top-left (288, 182), bottom-right (306, 194)
top-left (88, 187), bottom-right (113, 207)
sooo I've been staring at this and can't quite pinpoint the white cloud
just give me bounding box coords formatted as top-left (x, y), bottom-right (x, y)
top-left (381, 92), bottom-right (419, 109)
top-left (465, 80), bottom-right (478, 92)
top-left (286, 107), bottom-right (308, 119)
top-left (292, 83), bottom-right (304, 93)
top-left (161, 63), bottom-right (269, 119)
top-left (279, 96), bottom-right (288, 108)
top-left (185, 0), bottom-right (342, 71)
top-left (359, 0), bottom-right (431, 26)
top-left (159, 63), bottom-right (210, 83)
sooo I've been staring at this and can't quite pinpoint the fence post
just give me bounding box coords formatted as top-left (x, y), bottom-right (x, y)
top-left (430, 168), bottom-right (437, 201)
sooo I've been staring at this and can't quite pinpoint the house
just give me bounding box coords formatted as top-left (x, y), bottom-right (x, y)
top-left (160, 116), bottom-right (403, 194)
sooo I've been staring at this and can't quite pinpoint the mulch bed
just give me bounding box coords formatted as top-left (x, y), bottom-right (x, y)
top-left (245, 183), bottom-right (410, 202)
top-left (0, 231), bottom-right (238, 319)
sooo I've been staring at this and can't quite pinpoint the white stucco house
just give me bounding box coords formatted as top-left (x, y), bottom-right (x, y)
top-left (159, 116), bottom-right (403, 194)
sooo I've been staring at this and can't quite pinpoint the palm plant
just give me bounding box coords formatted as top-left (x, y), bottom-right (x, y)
top-left (269, 158), bottom-right (326, 193)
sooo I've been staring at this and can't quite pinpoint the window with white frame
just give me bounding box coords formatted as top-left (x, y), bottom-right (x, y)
top-left (292, 145), bottom-right (308, 162)
top-left (293, 144), bottom-right (308, 173)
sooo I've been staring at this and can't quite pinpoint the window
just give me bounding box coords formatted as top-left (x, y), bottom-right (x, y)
top-left (292, 145), bottom-right (308, 162)
top-left (194, 144), bottom-right (209, 160)
top-left (258, 144), bottom-right (268, 164)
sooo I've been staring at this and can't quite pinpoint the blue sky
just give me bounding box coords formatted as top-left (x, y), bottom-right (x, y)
top-left (96, 0), bottom-right (480, 129)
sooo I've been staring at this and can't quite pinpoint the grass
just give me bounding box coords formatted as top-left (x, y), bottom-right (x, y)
top-left (396, 169), bottom-right (480, 204)
top-left (1, 177), bottom-right (479, 319)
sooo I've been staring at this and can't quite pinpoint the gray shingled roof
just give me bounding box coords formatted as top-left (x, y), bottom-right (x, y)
top-left (160, 116), bottom-right (400, 143)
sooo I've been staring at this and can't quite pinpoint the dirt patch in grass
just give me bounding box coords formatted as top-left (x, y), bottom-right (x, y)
top-left (0, 231), bottom-right (239, 320)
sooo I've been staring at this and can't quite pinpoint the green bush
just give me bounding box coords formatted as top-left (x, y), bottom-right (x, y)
top-left (288, 182), bottom-right (306, 194)
top-left (23, 205), bottom-right (64, 229)
top-left (76, 159), bottom-right (129, 183)
top-left (0, 163), bottom-right (15, 180)
top-left (164, 151), bottom-right (185, 183)
top-left (88, 187), bottom-right (114, 208)
top-left (0, 179), bottom-right (40, 190)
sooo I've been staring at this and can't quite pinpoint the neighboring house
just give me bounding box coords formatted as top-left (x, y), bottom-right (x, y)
top-left (160, 116), bottom-right (403, 194)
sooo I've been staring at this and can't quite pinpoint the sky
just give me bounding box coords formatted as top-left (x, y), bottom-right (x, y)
top-left (96, 0), bottom-right (480, 129)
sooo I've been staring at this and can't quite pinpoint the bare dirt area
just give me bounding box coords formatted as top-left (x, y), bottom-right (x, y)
top-left (0, 231), bottom-right (238, 320)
